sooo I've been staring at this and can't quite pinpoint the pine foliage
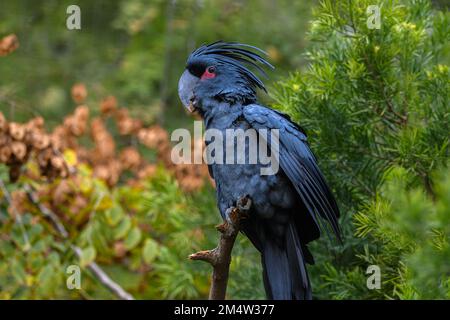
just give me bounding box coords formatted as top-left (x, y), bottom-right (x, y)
top-left (274, 0), bottom-right (449, 299)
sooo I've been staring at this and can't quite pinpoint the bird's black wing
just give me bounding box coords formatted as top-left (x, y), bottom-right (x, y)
top-left (243, 104), bottom-right (341, 241)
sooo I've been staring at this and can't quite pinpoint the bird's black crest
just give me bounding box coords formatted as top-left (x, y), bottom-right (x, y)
top-left (188, 41), bottom-right (274, 92)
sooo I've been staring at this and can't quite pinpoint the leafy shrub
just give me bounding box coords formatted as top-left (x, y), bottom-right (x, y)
top-left (0, 85), bottom-right (263, 299)
top-left (274, 0), bottom-right (449, 299)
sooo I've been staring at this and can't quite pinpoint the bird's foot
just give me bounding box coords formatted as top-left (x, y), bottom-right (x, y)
top-left (223, 195), bottom-right (251, 225)
top-left (236, 194), bottom-right (252, 213)
top-left (224, 208), bottom-right (234, 224)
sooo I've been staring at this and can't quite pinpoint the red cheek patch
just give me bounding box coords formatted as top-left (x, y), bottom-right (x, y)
top-left (201, 69), bottom-right (216, 80)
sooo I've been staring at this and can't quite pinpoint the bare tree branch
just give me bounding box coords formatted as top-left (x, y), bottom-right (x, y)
top-left (189, 195), bottom-right (251, 300)
top-left (71, 246), bottom-right (134, 300)
top-left (0, 178), bottom-right (30, 248)
top-left (24, 184), bottom-right (69, 238)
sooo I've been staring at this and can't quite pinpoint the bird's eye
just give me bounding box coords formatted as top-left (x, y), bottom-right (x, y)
top-left (201, 66), bottom-right (216, 80)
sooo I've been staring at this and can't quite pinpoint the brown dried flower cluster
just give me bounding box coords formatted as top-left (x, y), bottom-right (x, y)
top-left (71, 83), bottom-right (88, 104)
top-left (0, 34), bottom-right (19, 57)
top-left (137, 125), bottom-right (208, 191)
top-left (35, 177), bottom-right (90, 227)
top-left (1, 84), bottom-right (210, 192)
top-left (0, 112), bottom-right (68, 182)
top-left (7, 190), bottom-right (28, 218)
top-left (114, 108), bottom-right (143, 136)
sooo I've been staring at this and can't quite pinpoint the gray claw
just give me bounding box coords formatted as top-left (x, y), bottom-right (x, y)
top-left (237, 195), bottom-right (252, 212)
top-left (224, 208), bottom-right (234, 223)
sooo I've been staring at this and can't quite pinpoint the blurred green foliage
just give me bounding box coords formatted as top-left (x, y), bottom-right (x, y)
top-left (1, 0), bottom-right (316, 299)
top-left (0, 0), bottom-right (449, 300)
top-left (274, 0), bottom-right (449, 299)
top-left (354, 166), bottom-right (450, 299)
top-left (0, 0), bottom-right (315, 130)
top-left (0, 164), bottom-right (265, 299)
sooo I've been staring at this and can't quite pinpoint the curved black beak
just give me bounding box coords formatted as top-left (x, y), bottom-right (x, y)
top-left (178, 69), bottom-right (199, 112)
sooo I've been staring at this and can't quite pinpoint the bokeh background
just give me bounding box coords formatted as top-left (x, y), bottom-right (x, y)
top-left (0, 0), bottom-right (449, 299)
top-left (1, 0), bottom-right (315, 129)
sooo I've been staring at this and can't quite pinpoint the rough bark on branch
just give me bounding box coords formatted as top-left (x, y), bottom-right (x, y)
top-left (189, 195), bottom-right (251, 300)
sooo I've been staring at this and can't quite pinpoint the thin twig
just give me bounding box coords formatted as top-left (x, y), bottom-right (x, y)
top-left (189, 195), bottom-right (251, 300)
top-left (72, 246), bottom-right (134, 300)
top-left (24, 184), bottom-right (68, 238)
top-left (384, 96), bottom-right (408, 124)
top-left (0, 178), bottom-right (30, 249)
top-left (24, 183), bottom-right (134, 300)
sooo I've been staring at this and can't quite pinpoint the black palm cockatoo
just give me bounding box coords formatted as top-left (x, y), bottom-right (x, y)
top-left (178, 41), bottom-right (341, 300)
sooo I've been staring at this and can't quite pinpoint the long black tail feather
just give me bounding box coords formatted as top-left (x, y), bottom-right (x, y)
top-left (261, 222), bottom-right (312, 300)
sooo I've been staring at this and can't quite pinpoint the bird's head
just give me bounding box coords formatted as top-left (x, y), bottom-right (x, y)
top-left (178, 41), bottom-right (274, 113)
